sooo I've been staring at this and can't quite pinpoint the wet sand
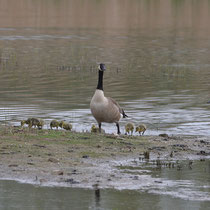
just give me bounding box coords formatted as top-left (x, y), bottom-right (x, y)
top-left (0, 126), bottom-right (210, 189)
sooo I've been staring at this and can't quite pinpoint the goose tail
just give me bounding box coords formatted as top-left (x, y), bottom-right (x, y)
top-left (122, 109), bottom-right (128, 118)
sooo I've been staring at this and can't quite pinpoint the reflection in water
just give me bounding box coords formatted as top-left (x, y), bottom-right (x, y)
top-left (0, 160), bottom-right (210, 209)
top-left (94, 184), bottom-right (101, 208)
top-left (0, 0), bottom-right (210, 135)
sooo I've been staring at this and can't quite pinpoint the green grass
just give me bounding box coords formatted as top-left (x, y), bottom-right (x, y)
top-left (0, 126), bottom-right (152, 160)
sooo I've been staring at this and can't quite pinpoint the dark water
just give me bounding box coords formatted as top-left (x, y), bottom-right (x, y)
top-left (0, 159), bottom-right (210, 210)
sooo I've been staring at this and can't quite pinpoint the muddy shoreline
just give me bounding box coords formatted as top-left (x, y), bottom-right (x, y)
top-left (0, 126), bottom-right (210, 190)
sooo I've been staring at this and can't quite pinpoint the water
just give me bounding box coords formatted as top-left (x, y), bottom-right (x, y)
top-left (0, 0), bottom-right (210, 208)
top-left (0, 0), bottom-right (210, 135)
top-left (0, 159), bottom-right (210, 210)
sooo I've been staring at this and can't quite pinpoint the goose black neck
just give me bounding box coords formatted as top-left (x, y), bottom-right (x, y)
top-left (96, 70), bottom-right (104, 90)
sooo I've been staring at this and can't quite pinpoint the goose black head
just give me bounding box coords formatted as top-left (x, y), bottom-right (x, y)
top-left (98, 63), bottom-right (106, 71)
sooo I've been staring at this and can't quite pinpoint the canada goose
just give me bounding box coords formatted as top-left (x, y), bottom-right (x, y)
top-left (62, 122), bottom-right (72, 131)
top-left (91, 124), bottom-right (105, 133)
top-left (21, 118), bottom-right (32, 127)
top-left (50, 120), bottom-right (59, 129)
top-left (90, 63), bottom-right (128, 134)
top-left (21, 120), bottom-right (26, 127)
top-left (21, 118), bottom-right (39, 128)
top-left (136, 124), bottom-right (147, 135)
top-left (28, 118), bottom-right (40, 129)
top-left (59, 121), bottom-right (72, 131)
top-left (21, 118), bottom-right (44, 129)
top-left (59, 121), bottom-right (65, 128)
top-left (125, 122), bottom-right (134, 135)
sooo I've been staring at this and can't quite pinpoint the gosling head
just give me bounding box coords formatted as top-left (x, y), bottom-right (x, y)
top-left (91, 124), bottom-right (97, 132)
top-left (91, 124), bottom-right (96, 129)
top-left (98, 63), bottom-right (106, 71)
top-left (59, 121), bottom-right (65, 128)
top-left (21, 120), bottom-right (26, 127)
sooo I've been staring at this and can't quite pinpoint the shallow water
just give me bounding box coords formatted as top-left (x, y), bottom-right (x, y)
top-left (0, 159), bottom-right (210, 210)
top-left (0, 0), bottom-right (210, 135)
top-left (0, 1), bottom-right (210, 207)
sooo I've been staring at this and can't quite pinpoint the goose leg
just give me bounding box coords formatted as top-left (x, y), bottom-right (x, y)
top-left (98, 123), bottom-right (102, 133)
top-left (116, 122), bottom-right (120, 134)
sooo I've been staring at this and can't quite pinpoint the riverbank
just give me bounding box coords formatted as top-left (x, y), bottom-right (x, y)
top-left (0, 126), bottom-right (210, 189)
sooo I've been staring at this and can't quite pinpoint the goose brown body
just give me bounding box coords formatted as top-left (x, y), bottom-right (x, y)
top-left (90, 90), bottom-right (121, 124)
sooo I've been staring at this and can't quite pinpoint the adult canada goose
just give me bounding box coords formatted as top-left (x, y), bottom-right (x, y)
top-left (90, 63), bottom-right (128, 134)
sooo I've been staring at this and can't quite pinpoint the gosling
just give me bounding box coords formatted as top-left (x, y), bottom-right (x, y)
top-left (59, 121), bottom-right (72, 131)
top-left (50, 120), bottom-right (59, 129)
top-left (125, 122), bottom-right (134, 135)
top-left (37, 119), bottom-right (44, 129)
top-left (91, 124), bottom-right (105, 133)
top-left (59, 121), bottom-right (65, 128)
top-left (21, 118), bottom-right (32, 127)
top-left (136, 124), bottom-right (147, 135)
top-left (21, 120), bottom-right (26, 127)
top-left (21, 118), bottom-right (40, 129)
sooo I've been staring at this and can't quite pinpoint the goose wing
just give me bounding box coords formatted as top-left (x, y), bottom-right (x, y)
top-left (107, 97), bottom-right (128, 118)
